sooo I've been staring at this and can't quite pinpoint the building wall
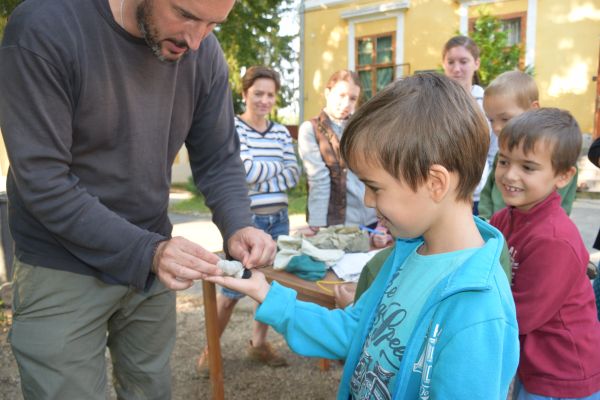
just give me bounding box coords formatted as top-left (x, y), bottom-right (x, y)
top-left (467, 0), bottom-right (527, 18)
top-left (302, 0), bottom-right (599, 134)
top-left (534, 0), bottom-right (599, 134)
top-left (403, 0), bottom-right (457, 75)
top-left (303, 2), bottom-right (351, 119)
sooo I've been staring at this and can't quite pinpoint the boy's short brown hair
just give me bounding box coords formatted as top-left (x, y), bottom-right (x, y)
top-left (499, 108), bottom-right (581, 174)
top-left (484, 71), bottom-right (539, 110)
top-left (340, 72), bottom-right (489, 202)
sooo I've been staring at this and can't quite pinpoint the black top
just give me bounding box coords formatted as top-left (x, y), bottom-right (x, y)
top-left (0, 0), bottom-right (252, 289)
top-left (589, 137), bottom-right (600, 169)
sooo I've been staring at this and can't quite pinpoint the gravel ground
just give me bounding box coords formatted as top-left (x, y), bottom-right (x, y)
top-left (0, 284), bottom-right (341, 400)
top-left (2, 198), bottom-right (598, 399)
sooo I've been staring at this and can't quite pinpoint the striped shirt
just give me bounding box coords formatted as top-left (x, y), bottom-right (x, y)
top-left (236, 117), bottom-right (300, 211)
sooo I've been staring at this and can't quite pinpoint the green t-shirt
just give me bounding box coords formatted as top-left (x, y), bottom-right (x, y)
top-left (354, 237), bottom-right (513, 303)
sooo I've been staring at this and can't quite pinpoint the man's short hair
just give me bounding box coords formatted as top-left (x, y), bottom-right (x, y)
top-left (499, 108), bottom-right (581, 175)
top-left (484, 71), bottom-right (539, 110)
top-left (340, 72), bottom-right (489, 202)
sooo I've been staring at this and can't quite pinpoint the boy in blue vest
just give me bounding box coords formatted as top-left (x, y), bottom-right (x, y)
top-left (207, 73), bottom-right (519, 399)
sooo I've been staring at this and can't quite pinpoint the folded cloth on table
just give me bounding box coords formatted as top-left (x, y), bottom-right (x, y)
top-left (285, 255), bottom-right (327, 281)
top-left (274, 235), bottom-right (345, 270)
top-left (304, 225), bottom-right (370, 253)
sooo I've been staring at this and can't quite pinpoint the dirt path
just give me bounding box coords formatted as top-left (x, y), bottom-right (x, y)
top-left (0, 287), bottom-right (340, 400)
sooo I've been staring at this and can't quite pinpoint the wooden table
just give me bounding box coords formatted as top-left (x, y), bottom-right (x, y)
top-left (202, 267), bottom-right (342, 399)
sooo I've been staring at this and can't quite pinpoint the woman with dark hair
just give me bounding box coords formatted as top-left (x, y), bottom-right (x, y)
top-left (298, 69), bottom-right (377, 233)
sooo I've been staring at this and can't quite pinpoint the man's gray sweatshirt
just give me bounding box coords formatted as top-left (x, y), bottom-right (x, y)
top-left (0, 0), bottom-right (252, 289)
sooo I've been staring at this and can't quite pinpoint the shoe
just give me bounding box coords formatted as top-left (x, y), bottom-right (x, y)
top-left (195, 347), bottom-right (210, 379)
top-left (247, 340), bottom-right (288, 367)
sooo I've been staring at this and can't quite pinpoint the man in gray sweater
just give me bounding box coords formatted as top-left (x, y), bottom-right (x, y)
top-left (0, 0), bottom-right (276, 398)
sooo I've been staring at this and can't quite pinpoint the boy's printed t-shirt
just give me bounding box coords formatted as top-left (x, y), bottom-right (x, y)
top-left (349, 246), bottom-right (478, 400)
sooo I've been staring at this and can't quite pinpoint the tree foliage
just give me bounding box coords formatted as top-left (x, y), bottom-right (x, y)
top-left (0, 0), bottom-right (21, 42)
top-left (214, 0), bottom-right (296, 115)
top-left (470, 11), bottom-right (522, 86)
top-left (0, 0), bottom-right (297, 117)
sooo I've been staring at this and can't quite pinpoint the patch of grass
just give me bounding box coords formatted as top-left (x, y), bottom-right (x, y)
top-left (169, 195), bottom-right (210, 214)
top-left (170, 174), bottom-right (308, 216)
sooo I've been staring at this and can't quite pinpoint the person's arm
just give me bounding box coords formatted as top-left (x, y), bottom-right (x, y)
top-left (253, 125), bottom-right (300, 192)
top-left (558, 166), bottom-right (577, 215)
top-left (298, 121), bottom-right (330, 227)
top-left (256, 281), bottom-right (361, 359)
top-left (276, 126), bottom-right (301, 191)
top-left (354, 246), bottom-right (394, 302)
top-left (185, 43), bottom-right (276, 268)
top-left (478, 162), bottom-right (497, 220)
top-left (512, 238), bottom-right (583, 334)
top-left (184, 45), bottom-right (255, 249)
top-left (205, 270), bottom-right (361, 360)
top-left (238, 122), bottom-right (285, 185)
top-left (0, 44), bottom-right (179, 290)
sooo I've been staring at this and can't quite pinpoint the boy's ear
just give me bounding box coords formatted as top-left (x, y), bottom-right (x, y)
top-left (555, 166), bottom-right (576, 189)
top-left (427, 164), bottom-right (451, 202)
top-left (530, 100), bottom-right (540, 110)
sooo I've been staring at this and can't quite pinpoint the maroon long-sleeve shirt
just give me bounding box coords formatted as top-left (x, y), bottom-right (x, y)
top-left (491, 192), bottom-right (600, 397)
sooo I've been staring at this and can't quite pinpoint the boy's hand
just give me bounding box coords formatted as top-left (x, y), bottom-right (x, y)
top-left (372, 233), bottom-right (393, 248)
top-left (333, 283), bottom-right (357, 308)
top-left (204, 269), bottom-right (271, 303)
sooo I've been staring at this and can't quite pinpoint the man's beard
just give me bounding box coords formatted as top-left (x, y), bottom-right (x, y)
top-left (136, 0), bottom-right (189, 63)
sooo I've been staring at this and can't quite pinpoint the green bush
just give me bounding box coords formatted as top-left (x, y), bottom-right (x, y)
top-left (470, 11), bottom-right (523, 86)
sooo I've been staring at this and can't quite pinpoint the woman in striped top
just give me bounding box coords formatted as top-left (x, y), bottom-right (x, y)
top-left (196, 66), bottom-right (299, 375)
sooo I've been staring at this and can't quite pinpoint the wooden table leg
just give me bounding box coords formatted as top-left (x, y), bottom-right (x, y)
top-left (203, 280), bottom-right (224, 400)
top-left (318, 358), bottom-right (330, 371)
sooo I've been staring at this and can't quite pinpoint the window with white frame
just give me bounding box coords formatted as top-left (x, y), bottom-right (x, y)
top-left (356, 32), bottom-right (395, 100)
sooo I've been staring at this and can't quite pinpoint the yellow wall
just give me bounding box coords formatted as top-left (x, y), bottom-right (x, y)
top-left (304, 4), bottom-right (349, 119)
top-left (404, 0), bottom-right (458, 74)
top-left (303, 0), bottom-right (398, 119)
top-left (303, 0), bottom-right (461, 118)
top-left (304, 0), bottom-right (599, 134)
top-left (534, 0), bottom-right (599, 134)
top-left (355, 18), bottom-right (395, 37)
top-left (469, 0), bottom-right (528, 18)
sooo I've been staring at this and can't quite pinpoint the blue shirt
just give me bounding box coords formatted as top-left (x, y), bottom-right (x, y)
top-left (350, 247), bottom-right (478, 399)
top-left (256, 218), bottom-right (519, 399)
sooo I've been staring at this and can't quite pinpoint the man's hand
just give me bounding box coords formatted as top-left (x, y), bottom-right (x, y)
top-left (153, 236), bottom-right (222, 290)
top-left (227, 226), bottom-right (276, 269)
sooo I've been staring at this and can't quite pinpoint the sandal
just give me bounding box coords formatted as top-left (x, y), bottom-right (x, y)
top-left (247, 340), bottom-right (288, 367)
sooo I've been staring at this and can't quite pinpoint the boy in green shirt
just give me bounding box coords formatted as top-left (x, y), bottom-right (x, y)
top-left (479, 71), bottom-right (577, 220)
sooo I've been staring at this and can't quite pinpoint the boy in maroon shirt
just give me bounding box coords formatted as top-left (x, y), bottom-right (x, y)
top-left (490, 108), bottom-right (600, 399)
